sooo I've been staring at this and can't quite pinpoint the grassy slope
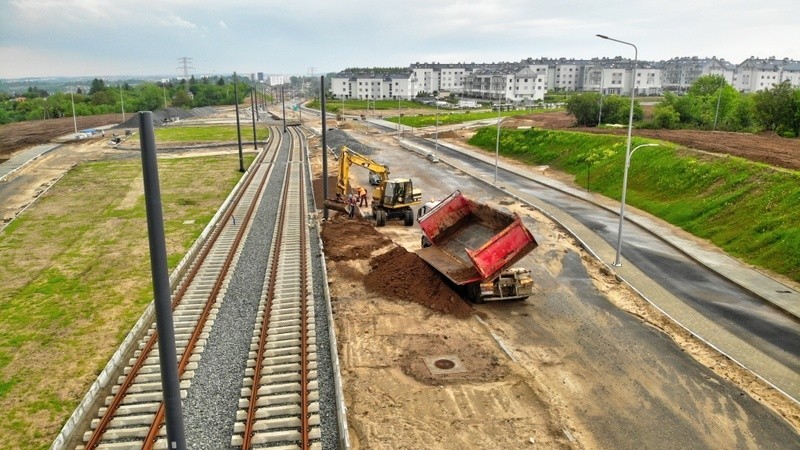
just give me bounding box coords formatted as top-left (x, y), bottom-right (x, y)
top-left (0, 153), bottom-right (254, 448)
top-left (469, 127), bottom-right (800, 282)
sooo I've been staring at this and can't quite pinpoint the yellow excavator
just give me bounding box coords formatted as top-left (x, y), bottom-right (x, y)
top-left (325, 146), bottom-right (422, 226)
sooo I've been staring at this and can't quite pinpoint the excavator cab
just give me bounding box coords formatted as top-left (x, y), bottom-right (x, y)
top-left (383, 179), bottom-right (415, 206)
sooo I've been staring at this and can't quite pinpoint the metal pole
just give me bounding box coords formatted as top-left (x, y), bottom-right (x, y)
top-left (250, 83), bottom-right (258, 150)
top-left (321, 76), bottom-right (329, 220)
top-left (434, 101), bottom-right (439, 158)
top-left (613, 143), bottom-right (657, 266)
top-left (494, 76), bottom-right (502, 185)
top-left (120, 85), bottom-right (126, 123)
top-left (281, 86), bottom-right (286, 133)
top-left (598, 70), bottom-right (604, 125)
top-left (137, 111), bottom-right (187, 450)
top-left (233, 72), bottom-right (245, 172)
top-left (70, 89), bottom-right (77, 134)
top-left (597, 34), bottom-right (637, 266)
top-left (713, 76), bottom-right (724, 130)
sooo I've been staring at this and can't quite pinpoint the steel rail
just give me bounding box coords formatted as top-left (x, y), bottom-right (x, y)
top-left (83, 129), bottom-right (280, 449)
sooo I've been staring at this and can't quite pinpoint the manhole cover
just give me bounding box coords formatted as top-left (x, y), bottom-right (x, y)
top-left (434, 359), bottom-right (456, 370)
top-left (423, 354), bottom-right (467, 375)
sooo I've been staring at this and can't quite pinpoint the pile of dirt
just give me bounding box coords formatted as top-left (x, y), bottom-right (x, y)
top-left (320, 215), bottom-right (392, 261)
top-left (320, 215), bottom-right (473, 319)
top-left (366, 246), bottom-right (473, 318)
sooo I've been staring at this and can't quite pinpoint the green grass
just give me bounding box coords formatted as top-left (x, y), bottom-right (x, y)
top-left (306, 98), bottom-right (427, 113)
top-left (0, 152), bottom-right (255, 448)
top-left (386, 108), bottom-right (557, 128)
top-left (154, 125), bottom-right (270, 143)
top-left (468, 127), bottom-right (800, 281)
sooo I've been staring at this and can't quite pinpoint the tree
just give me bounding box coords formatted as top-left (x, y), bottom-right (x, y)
top-left (565, 92), bottom-right (601, 126)
top-left (652, 104), bottom-right (680, 129)
top-left (89, 78), bottom-right (107, 95)
top-left (172, 89), bottom-right (193, 107)
top-left (753, 80), bottom-right (799, 136)
top-left (216, 77), bottom-right (225, 86)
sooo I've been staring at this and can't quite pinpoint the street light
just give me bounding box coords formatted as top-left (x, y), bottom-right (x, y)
top-left (493, 74), bottom-right (503, 184)
top-left (70, 88), bottom-right (77, 134)
top-left (613, 143), bottom-right (658, 266)
top-left (597, 33), bottom-right (639, 266)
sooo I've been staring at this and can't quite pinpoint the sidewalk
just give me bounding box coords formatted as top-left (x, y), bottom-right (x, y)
top-left (0, 143), bottom-right (61, 182)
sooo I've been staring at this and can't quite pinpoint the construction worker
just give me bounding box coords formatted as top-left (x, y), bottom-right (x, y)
top-left (357, 185), bottom-right (368, 207)
top-left (347, 194), bottom-right (357, 218)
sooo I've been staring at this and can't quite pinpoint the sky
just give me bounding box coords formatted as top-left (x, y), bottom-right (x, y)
top-left (1, 0), bottom-right (799, 79)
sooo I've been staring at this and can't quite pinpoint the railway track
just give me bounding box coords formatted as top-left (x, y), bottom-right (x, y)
top-left (76, 126), bottom-right (330, 449)
top-left (231, 127), bottom-right (320, 448)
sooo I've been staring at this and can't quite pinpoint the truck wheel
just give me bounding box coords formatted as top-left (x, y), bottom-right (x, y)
top-left (467, 283), bottom-right (484, 304)
top-left (376, 209), bottom-right (387, 227)
top-left (404, 209), bottom-right (414, 226)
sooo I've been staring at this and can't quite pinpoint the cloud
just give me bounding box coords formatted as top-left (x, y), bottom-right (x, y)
top-left (163, 15), bottom-right (197, 30)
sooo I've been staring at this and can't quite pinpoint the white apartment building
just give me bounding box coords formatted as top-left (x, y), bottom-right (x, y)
top-left (330, 72), bottom-right (419, 100)
top-left (463, 67), bottom-right (546, 103)
top-left (410, 63), bottom-right (477, 94)
top-left (656, 57), bottom-right (735, 93)
top-left (734, 57), bottom-right (800, 93)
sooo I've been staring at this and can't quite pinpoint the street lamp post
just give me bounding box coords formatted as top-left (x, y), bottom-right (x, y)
top-left (597, 33), bottom-right (639, 266)
top-left (120, 84), bottom-right (126, 123)
top-left (494, 75), bottom-right (503, 185)
top-left (70, 88), bottom-right (78, 134)
top-left (613, 143), bottom-right (658, 266)
top-left (434, 100), bottom-right (439, 158)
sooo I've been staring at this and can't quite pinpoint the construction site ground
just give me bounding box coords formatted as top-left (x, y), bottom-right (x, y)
top-left (309, 119), bottom-right (799, 448)
top-left (1, 107), bottom-right (799, 448)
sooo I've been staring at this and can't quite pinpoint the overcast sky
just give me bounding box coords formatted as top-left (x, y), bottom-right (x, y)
top-left (1, 0), bottom-right (798, 79)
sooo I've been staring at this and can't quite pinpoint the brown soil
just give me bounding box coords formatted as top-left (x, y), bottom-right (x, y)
top-left (502, 110), bottom-right (800, 170)
top-left (320, 214), bottom-right (473, 319)
top-left (0, 114), bottom-right (124, 158)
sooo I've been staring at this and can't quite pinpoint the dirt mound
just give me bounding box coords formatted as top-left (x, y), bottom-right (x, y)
top-left (320, 215), bottom-right (392, 261)
top-left (366, 246), bottom-right (473, 318)
top-left (320, 215), bottom-right (473, 318)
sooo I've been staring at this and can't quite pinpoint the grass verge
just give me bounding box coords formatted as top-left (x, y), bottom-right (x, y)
top-left (154, 125), bottom-right (269, 143)
top-left (468, 127), bottom-right (800, 282)
top-left (0, 153), bottom-right (255, 449)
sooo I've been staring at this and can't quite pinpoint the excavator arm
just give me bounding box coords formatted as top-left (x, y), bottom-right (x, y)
top-left (335, 146), bottom-right (389, 201)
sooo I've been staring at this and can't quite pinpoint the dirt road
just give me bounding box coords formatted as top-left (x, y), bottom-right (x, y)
top-left (0, 114), bottom-right (124, 160)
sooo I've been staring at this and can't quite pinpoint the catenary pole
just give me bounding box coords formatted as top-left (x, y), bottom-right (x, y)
top-left (137, 111), bottom-right (187, 450)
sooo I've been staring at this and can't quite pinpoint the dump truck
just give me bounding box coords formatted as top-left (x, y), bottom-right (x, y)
top-left (416, 190), bottom-right (538, 303)
top-left (324, 146), bottom-right (422, 226)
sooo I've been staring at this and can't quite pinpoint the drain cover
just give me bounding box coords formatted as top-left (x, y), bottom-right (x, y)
top-left (423, 354), bottom-right (467, 375)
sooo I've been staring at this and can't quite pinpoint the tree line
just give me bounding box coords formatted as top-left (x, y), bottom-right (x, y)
top-left (566, 75), bottom-right (800, 138)
top-left (0, 76), bottom-right (262, 125)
